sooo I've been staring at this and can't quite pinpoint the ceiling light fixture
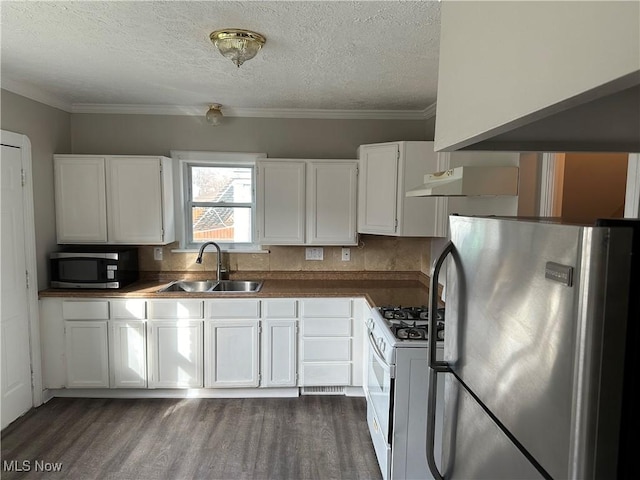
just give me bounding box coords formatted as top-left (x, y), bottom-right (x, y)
top-left (205, 104), bottom-right (223, 125)
top-left (209, 29), bottom-right (266, 68)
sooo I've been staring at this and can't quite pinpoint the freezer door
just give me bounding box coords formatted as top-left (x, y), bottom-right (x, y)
top-left (442, 374), bottom-right (544, 479)
top-left (445, 216), bottom-right (630, 479)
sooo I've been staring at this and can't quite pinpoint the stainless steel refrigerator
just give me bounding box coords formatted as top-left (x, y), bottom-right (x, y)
top-left (426, 216), bottom-right (639, 479)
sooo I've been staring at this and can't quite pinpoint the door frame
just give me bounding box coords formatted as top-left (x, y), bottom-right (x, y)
top-left (540, 152), bottom-right (640, 218)
top-left (1, 129), bottom-right (43, 408)
top-left (624, 154), bottom-right (640, 218)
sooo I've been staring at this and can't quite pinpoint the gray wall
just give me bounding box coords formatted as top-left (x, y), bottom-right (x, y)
top-left (1, 89), bottom-right (71, 289)
top-left (71, 114), bottom-right (430, 158)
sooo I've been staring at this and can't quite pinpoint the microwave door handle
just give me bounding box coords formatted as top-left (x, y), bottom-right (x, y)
top-left (426, 240), bottom-right (454, 480)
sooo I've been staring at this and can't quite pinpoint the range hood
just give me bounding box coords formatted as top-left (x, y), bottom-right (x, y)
top-left (406, 166), bottom-right (518, 197)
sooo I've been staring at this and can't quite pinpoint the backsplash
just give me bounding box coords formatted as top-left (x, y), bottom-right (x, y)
top-left (138, 235), bottom-right (432, 276)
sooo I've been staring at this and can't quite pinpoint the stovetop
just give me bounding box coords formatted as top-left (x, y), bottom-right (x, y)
top-left (377, 306), bottom-right (445, 342)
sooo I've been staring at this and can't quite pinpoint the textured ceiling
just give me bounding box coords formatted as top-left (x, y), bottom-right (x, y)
top-left (0, 1), bottom-right (440, 116)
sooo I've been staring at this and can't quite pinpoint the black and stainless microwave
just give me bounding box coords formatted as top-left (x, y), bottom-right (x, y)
top-left (50, 248), bottom-right (139, 289)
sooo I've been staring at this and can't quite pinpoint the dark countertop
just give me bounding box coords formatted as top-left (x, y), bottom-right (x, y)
top-left (38, 271), bottom-right (434, 308)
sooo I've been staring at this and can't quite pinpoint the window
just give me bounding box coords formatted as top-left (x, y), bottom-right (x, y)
top-left (172, 150), bottom-right (265, 250)
top-left (185, 164), bottom-right (255, 246)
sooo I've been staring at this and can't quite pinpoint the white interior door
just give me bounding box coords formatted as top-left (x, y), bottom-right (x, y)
top-left (1, 144), bottom-right (33, 429)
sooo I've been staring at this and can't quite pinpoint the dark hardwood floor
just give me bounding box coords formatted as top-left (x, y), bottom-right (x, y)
top-left (1, 396), bottom-right (382, 480)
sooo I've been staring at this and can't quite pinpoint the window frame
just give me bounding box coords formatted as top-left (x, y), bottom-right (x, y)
top-left (170, 151), bottom-right (267, 250)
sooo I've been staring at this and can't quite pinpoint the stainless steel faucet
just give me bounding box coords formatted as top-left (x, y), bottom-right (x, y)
top-left (195, 241), bottom-right (225, 280)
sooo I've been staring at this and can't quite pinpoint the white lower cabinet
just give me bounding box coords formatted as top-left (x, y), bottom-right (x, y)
top-left (262, 299), bottom-right (298, 387)
top-left (205, 319), bottom-right (260, 388)
top-left (300, 298), bottom-right (354, 387)
top-left (65, 320), bottom-right (110, 388)
top-left (147, 299), bottom-right (204, 388)
top-left (41, 296), bottom-right (363, 394)
top-left (147, 320), bottom-right (204, 388)
top-left (205, 299), bottom-right (261, 388)
top-left (109, 320), bottom-right (147, 388)
top-left (262, 319), bottom-right (297, 387)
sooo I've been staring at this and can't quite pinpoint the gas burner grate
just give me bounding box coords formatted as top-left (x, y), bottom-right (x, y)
top-left (379, 306), bottom-right (445, 322)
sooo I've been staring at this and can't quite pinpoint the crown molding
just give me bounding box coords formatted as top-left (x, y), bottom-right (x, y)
top-left (423, 101), bottom-right (437, 119)
top-left (0, 80), bottom-right (437, 120)
top-left (72, 103), bottom-right (436, 120)
top-left (1, 77), bottom-right (72, 112)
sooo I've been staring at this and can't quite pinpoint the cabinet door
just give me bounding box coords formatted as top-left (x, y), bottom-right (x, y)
top-left (307, 161), bottom-right (358, 245)
top-left (257, 161), bottom-right (306, 244)
top-left (40, 299), bottom-right (66, 389)
top-left (358, 144), bottom-right (399, 234)
top-left (109, 320), bottom-right (147, 388)
top-left (54, 156), bottom-right (108, 243)
top-left (204, 320), bottom-right (260, 388)
top-left (262, 319), bottom-right (297, 387)
top-left (107, 157), bottom-right (165, 244)
top-left (64, 320), bottom-right (109, 388)
top-left (147, 320), bottom-right (203, 388)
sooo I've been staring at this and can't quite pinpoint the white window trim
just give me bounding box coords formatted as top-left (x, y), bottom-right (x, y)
top-left (170, 151), bottom-right (267, 250)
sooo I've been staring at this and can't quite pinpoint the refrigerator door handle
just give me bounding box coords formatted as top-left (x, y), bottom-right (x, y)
top-left (426, 240), bottom-right (454, 480)
top-left (428, 240), bottom-right (453, 371)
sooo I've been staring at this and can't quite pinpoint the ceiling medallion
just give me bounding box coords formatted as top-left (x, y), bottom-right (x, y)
top-left (210, 29), bottom-right (266, 68)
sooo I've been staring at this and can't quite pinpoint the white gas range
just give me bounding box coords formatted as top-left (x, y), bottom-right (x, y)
top-left (364, 306), bottom-right (445, 480)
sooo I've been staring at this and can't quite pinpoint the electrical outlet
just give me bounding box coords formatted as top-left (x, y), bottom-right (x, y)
top-left (153, 247), bottom-right (163, 261)
top-left (341, 247), bottom-right (351, 261)
top-left (305, 247), bottom-right (324, 261)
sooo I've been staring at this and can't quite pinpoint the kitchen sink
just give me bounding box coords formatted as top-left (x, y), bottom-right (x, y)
top-left (157, 280), bottom-right (263, 293)
top-left (212, 280), bottom-right (263, 292)
top-left (158, 280), bottom-right (218, 292)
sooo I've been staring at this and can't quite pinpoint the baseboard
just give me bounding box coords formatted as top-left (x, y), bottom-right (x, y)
top-left (344, 386), bottom-right (365, 397)
top-left (46, 387), bottom-right (300, 399)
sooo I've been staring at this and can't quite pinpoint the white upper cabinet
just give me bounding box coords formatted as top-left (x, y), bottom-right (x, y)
top-left (53, 155), bottom-right (175, 245)
top-left (307, 161), bottom-right (358, 245)
top-left (107, 157), bottom-right (173, 244)
top-left (358, 141), bottom-right (445, 237)
top-left (54, 156), bottom-right (108, 243)
top-left (257, 160), bottom-right (306, 244)
top-left (257, 159), bottom-right (358, 245)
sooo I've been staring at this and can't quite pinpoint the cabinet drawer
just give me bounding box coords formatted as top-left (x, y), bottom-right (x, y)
top-left (262, 299), bottom-right (297, 318)
top-left (302, 338), bottom-right (351, 362)
top-left (302, 318), bottom-right (351, 337)
top-left (207, 299), bottom-right (260, 319)
top-left (302, 298), bottom-right (352, 317)
top-left (148, 300), bottom-right (203, 319)
top-left (62, 300), bottom-right (109, 320)
top-left (110, 299), bottom-right (147, 319)
top-left (301, 363), bottom-right (351, 386)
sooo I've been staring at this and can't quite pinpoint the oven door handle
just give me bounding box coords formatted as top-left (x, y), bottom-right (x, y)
top-left (367, 330), bottom-right (395, 378)
top-left (426, 240), bottom-right (454, 480)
